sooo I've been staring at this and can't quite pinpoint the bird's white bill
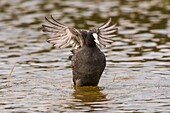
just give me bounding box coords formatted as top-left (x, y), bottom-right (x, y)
top-left (92, 33), bottom-right (100, 44)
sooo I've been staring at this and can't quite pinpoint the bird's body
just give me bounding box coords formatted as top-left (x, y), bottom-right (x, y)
top-left (71, 31), bottom-right (106, 86)
top-left (72, 46), bottom-right (106, 86)
top-left (42, 16), bottom-right (117, 86)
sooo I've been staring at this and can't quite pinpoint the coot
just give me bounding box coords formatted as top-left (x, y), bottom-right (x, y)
top-left (42, 15), bottom-right (117, 86)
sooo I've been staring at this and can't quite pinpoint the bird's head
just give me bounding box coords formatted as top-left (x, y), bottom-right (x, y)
top-left (80, 31), bottom-right (97, 47)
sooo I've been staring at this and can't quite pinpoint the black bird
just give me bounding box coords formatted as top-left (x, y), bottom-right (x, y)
top-left (42, 15), bottom-right (117, 86)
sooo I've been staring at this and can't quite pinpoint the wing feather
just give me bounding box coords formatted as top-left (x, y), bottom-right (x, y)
top-left (99, 24), bottom-right (117, 31)
top-left (90, 18), bottom-right (117, 47)
top-left (42, 15), bottom-right (82, 49)
top-left (43, 16), bottom-right (117, 49)
top-left (99, 18), bottom-right (112, 29)
top-left (45, 16), bottom-right (65, 28)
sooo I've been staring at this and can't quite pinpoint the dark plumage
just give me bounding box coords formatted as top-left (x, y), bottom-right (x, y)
top-left (42, 15), bottom-right (117, 86)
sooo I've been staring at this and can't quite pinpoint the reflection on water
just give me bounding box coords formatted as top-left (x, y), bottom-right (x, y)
top-left (72, 86), bottom-right (106, 102)
top-left (67, 86), bottom-right (108, 112)
top-left (0, 0), bottom-right (170, 112)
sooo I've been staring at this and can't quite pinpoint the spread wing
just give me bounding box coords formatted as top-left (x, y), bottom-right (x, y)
top-left (42, 15), bottom-right (83, 49)
top-left (90, 18), bottom-right (117, 48)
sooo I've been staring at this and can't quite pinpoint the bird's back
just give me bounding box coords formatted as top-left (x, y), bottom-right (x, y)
top-left (72, 46), bottom-right (106, 86)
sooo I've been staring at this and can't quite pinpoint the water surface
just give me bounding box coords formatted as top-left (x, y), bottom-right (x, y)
top-left (0, 0), bottom-right (170, 112)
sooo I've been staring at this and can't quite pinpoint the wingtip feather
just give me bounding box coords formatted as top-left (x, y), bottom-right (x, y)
top-left (100, 18), bottom-right (112, 29)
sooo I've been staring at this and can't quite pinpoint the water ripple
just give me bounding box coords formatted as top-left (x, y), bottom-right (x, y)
top-left (0, 0), bottom-right (170, 112)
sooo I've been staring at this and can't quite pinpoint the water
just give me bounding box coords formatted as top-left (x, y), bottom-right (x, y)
top-left (0, 0), bottom-right (170, 112)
